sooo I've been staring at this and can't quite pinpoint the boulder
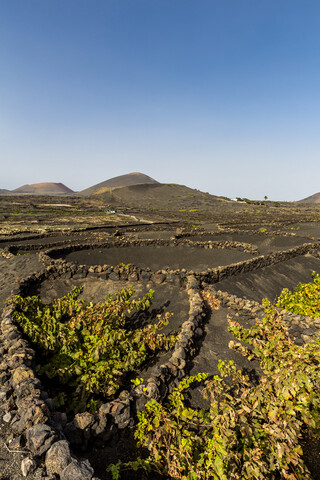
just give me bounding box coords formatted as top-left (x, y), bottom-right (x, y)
top-left (45, 440), bottom-right (72, 476)
top-left (60, 459), bottom-right (94, 480)
top-left (25, 424), bottom-right (57, 456)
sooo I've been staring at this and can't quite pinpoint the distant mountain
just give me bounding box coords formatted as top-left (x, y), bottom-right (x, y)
top-left (298, 192), bottom-right (320, 204)
top-left (0, 189), bottom-right (10, 194)
top-left (12, 182), bottom-right (74, 195)
top-left (79, 172), bottom-right (159, 196)
top-left (89, 182), bottom-right (224, 212)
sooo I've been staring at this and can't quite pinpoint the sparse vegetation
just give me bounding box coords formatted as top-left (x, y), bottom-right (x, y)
top-left (236, 197), bottom-right (252, 204)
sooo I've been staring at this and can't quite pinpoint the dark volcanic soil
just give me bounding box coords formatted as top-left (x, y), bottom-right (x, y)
top-left (0, 254), bottom-right (44, 314)
top-left (214, 253), bottom-right (320, 302)
top-left (190, 232), bottom-right (313, 254)
top-left (188, 305), bottom-right (261, 409)
top-left (59, 245), bottom-right (253, 272)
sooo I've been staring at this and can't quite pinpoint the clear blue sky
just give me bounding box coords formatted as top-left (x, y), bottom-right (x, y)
top-left (1, 0), bottom-right (320, 200)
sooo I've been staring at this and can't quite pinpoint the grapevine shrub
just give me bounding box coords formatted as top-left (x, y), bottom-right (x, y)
top-left (110, 300), bottom-right (320, 479)
top-left (11, 287), bottom-right (177, 412)
top-left (276, 271), bottom-right (320, 318)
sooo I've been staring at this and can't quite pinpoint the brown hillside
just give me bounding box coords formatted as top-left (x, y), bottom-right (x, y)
top-left (79, 172), bottom-right (159, 196)
top-left (12, 182), bottom-right (74, 195)
top-left (92, 182), bottom-right (224, 213)
top-left (298, 192), bottom-right (320, 204)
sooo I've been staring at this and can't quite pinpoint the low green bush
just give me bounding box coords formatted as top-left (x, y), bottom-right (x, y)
top-left (276, 271), bottom-right (320, 318)
top-left (11, 287), bottom-right (177, 412)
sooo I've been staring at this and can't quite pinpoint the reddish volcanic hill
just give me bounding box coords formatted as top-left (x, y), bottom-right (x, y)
top-left (79, 172), bottom-right (159, 196)
top-left (298, 192), bottom-right (320, 204)
top-left (12, 182), bottom-right (74, 195)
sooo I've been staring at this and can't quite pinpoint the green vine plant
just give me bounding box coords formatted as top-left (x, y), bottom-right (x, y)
top-left (276, 271), bottom-right (320, 318)
top-left (109, 299), bottom-right (320, 479)
top-left (11, 287), bottom-right (177, 413)
top-left (118, 262), bottom-right (132, 272)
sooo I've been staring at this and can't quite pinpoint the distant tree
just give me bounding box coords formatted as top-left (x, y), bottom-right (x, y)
top-left (264, 195), bottom-right (268, 201)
